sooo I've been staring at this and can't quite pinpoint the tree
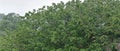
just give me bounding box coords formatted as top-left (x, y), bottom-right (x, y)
top-left (0, 13), bottom-right (21, 33)
top-left (0, 0), bottom-right (120, 51)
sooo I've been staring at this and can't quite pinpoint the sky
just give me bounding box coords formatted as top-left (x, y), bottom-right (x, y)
top-left (0, 0), bottom-right (71, 16)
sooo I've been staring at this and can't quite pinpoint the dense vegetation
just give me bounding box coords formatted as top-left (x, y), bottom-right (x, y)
top-left (0, 0), bottom-right (120, 51)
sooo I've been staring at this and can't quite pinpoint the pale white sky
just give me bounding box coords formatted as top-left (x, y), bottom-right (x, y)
top-left (0, 0), bottom-right (71, 16)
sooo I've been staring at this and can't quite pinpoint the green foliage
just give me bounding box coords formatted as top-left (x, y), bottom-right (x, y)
top-left (0, 0), bottom-right (120, 51)
top-left (0, 13), bottom-right (21, 33)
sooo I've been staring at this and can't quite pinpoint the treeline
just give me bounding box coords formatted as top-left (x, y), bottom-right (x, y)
top-left (0, 0), bottom-right (120, 51)
top-left (0, 13), bottom-right (20, 36)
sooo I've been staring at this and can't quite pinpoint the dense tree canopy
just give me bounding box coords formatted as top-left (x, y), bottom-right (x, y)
top-left (0, 0), bottom-right (120, 51)
top-left (0, 13), bottom-right (20, 35)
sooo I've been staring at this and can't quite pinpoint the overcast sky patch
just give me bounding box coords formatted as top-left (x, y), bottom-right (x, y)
top-left (0, 0), bottom-right (71, 16)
